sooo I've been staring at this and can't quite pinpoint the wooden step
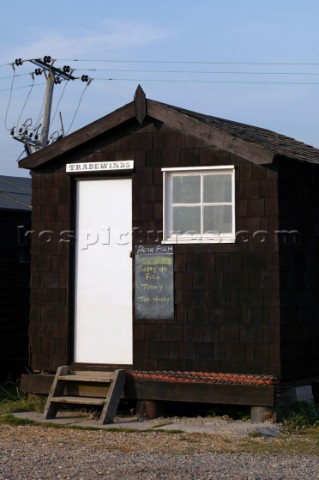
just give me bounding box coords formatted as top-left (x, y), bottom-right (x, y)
top-left (58, 372), bottom-right (115, 383)
top-left (43, 366), bottom-right (126, 424)
top-left (50, 396), bottom-right (105, 405)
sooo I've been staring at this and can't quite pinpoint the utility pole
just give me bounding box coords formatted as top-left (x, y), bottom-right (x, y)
top-left (40, 70), bottom-right (54, 148)
top-left (29, 56), bottom-right (76, 149)
top-left (10, 56), bottom-right (90, 154)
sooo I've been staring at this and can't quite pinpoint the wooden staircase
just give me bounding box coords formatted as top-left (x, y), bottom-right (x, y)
top-left (43, 366), bottom-right (126, 424)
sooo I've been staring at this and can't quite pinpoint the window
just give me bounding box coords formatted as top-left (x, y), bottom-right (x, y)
top-left (162, 166), bottom-right (235, 243)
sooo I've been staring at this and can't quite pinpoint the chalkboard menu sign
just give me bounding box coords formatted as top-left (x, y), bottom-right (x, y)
top-left (134, 245), bottom-right (174, 320)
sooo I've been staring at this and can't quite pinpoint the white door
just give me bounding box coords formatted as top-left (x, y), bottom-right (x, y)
top-left (74, 178), bottom-right (132, 364)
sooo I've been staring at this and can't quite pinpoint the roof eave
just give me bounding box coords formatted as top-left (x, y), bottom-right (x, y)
top-left (19, 88), bottom-right (278, 170)
top-left (146, 100), bottom-right (274, 165)
top-left (19, 100), bottom-right (136, 169)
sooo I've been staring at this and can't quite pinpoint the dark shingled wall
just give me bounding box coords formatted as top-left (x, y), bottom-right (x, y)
top-left (28, 118), bottom-right (282, 377)
top-left (278, 160), bottom-right (319, 380)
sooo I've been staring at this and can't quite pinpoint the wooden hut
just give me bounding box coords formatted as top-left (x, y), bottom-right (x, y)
top-left (19, 87), bottom-right (319, 419)
top-left (0, 175), bottom-right (31, 380)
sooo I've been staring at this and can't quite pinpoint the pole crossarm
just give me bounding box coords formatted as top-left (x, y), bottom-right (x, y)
top-left (29, 59), bottom-right (77, 81)
top-left (9, 55), bottom-right (92, 154)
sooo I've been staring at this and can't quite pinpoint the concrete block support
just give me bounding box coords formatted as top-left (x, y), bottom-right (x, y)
top-left (250, 406), bottom-right (275, 423)
top-left (136, 400), bottom-right (162, 421)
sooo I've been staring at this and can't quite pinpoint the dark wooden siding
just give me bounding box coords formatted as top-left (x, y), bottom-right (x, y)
top-left (28, 118), bottom-right (281, 377)
top-left (28, 168), bottom-right (71, 372)
top-left (129, 121), bottom-right (281, 376)
top-left (278, 160), bottom-right (319, 380)
top-left (0, 210), bottom-right (30, 380)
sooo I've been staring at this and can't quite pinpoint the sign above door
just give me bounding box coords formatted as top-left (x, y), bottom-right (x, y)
top-left (66, 160), bottom-right (134, 174)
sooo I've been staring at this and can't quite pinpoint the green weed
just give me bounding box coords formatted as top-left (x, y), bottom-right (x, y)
top-left (0, 414), bottom-right (38, 426)
top-left (280, 401), bottom-right (319, 433)
top-left (0, 381), bottom-right (45, 416)
top-left (247, 430), bottom-right (262, 438)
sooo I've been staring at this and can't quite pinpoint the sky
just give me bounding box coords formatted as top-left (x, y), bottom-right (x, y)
top-left (1, 0), bottom-right (319, 177)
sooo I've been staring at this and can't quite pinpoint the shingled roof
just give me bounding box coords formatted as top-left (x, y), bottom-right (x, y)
top-left (0, 175), bottom-right (32, 211)
top-left (19, 87), bottom-right (319, 169)
top-left (158, 100), bottom-right (319, 165)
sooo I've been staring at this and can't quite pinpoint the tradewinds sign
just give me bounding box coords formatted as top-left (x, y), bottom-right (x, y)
top-left (66, 160), bottom-right (134, 173)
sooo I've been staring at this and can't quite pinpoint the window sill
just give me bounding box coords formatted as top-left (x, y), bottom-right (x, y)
top-left (162, 237), bottom-right (236, 244)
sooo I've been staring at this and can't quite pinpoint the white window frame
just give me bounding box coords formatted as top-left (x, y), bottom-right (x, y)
top-left (162, 166), bottom-right (235, 244)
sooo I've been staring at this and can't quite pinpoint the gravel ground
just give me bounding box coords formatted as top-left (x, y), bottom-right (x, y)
top-left (0, 424), bottom-right (318, 479)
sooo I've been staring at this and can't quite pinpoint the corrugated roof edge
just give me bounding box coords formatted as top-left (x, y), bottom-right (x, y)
top-left (0, 175), bottom-right (32, 211)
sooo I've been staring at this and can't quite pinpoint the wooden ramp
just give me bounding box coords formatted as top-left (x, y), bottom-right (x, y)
top-left (43, 366), bottom-right (126, 424)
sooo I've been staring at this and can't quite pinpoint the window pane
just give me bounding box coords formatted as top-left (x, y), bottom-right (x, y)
top-left (203, 174), bottom-right (232, 203)
top-left (172, 175), bottom-right (200, 203)
top-left (172, 206), bottom-right (200, 235)
top-left (204, 205), bottom-right (232, 234)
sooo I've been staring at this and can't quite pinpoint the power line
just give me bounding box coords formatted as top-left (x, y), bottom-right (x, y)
top-left (58, 58), bottom-right (319, 66)
top-left (64, 68), bottom-right (319, 76)
top-left (0, 82), bottom-right (44, 93)
top-left (16, 149), bottom-right (26, 162)
top-left (3, 58), bottom-right (319, 67)
top-left (3, 54), bottom-right (319, 157)
top-left (66, 81), bottom-right (91, 134)
top-left (34, 95), bottom-right (45, 130)
top-left (0, 73), bottom-right (30, 81)
top-left (2, 57), bottom-right (319, 96)
top-left (95, 77), bottom-right (319, 85)
top-left (50, 80), bottom-right (68, 127)
top-left (3, 69), bottom-right (319, 81)
top-left (3, 77), bottom-right (319, 94)
top-left (16, 76), bottom-right (35, 129)
top-left (0, 58), bottom-right (35, 68)
top-left (4, 67), bottom-right (16, 130)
